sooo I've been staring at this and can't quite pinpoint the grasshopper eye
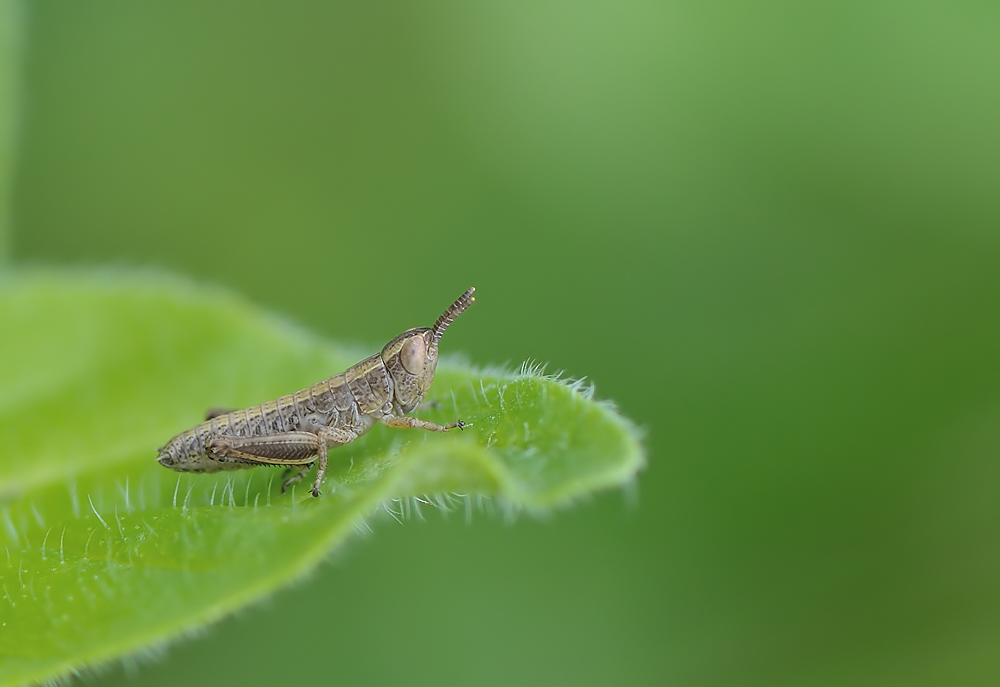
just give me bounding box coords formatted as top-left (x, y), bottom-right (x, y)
top-left (400, 336), bottom-right (426, 375)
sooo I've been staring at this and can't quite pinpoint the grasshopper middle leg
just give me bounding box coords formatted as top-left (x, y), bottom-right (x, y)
top-left (279, 463), bottom-right (314, 494)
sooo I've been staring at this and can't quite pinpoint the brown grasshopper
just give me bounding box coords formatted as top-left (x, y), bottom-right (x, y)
top-left (157, 287), bottom-right (475, 497)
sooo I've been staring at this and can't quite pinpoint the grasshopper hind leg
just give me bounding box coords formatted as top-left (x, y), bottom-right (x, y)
top-left (207, 431), bottom-right (322, 495)
top-left (207, 427), bottom-right (360, 498)
top-left (204, 407), bottom-right (235, 420)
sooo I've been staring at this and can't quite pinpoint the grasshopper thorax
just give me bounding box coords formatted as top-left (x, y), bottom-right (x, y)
top-left (380, 287), bottom-right (475, 412)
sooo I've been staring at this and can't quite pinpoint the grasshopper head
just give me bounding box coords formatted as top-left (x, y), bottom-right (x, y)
top-left (381, 287), bottom-right (475, 412)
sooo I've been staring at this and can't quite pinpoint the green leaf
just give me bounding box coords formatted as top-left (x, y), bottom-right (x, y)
top-left (0, 269), bottom-right (643, 687)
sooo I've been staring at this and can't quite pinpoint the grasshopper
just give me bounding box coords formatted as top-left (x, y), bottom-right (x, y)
top-left (157, 287), bottom-right (475, 497)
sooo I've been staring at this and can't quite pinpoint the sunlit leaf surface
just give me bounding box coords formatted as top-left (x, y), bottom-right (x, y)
top-left (0, 270), bottom-right (643, 687)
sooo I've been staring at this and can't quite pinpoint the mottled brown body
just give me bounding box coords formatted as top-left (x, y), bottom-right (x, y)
top-left (157, 288), bottom-right (475, 497)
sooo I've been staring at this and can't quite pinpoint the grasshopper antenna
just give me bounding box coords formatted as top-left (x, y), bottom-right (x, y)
top-left (433, 287), bottom-right (476, 345)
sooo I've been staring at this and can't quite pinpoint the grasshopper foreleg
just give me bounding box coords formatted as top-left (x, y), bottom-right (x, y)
top-left (380, 416), bottom-right (466, 432)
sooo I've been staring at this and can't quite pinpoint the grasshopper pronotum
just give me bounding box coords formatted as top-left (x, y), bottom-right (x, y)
top-left (157, 287), bottom-right (475, 497)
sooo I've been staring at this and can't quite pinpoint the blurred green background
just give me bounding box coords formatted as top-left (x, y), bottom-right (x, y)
top-left (5, 1), bottom-right (1000, 685)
